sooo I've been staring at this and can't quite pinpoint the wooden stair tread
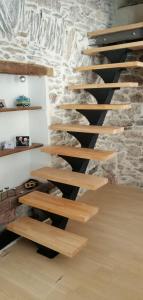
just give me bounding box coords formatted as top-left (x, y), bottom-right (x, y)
top-left (69, 82), bottom-right (138, 90)
top-left (50, 124), bottom-right (124, 134)
top-left (58, 104), bottom-right (131, 110)
top-left (83, 41), bottom-right (143, 56)
top-left (6, 217), bottom-right (87, 258)
top-left (41, 145), bottom-right (116, 161)
top-left (74, 61), bottom-right (143, 72)
top-left (88, 22), bottom-right (143, 38)
top-left (19, 191), bottom-right (98, 223)
top-left (31, 167), bottom-right (108, 190)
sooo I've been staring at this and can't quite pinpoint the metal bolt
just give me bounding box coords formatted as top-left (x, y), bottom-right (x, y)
top-left (103, 37), bottom-right (107, 41)
top-left (132, 32), bottom-right (136, 36)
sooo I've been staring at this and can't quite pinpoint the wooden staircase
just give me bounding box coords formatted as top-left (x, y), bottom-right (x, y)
top-left (6, 21), bottom-right (142, 259)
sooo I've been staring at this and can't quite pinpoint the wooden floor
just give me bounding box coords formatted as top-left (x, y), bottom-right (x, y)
top-left (0, 184), bottom-right (143, 300)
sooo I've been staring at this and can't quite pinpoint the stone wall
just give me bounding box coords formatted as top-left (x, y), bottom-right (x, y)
top-left (89, 53), bottom-right (143, 189)
top-left (0, 0), bottom-right (142, 191)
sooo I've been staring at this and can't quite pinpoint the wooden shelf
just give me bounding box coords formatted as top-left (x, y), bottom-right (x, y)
top-left (0, 106), bottom-right (42, 113)
top-left (69, 82), bottom-right (138, 90)
top-left (0, 143), bottom-right (43, 158)
top-left (50, 124), bottom-right (124, 134)
top-left (0, 60), bottom-right (54, 76)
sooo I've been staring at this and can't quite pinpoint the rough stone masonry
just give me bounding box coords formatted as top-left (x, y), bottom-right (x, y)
top-left (0, 0), bottom-right (142, 190)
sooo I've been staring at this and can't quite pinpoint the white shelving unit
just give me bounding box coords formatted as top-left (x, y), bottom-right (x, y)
top-left (0, 62), bottom-right (53, 189)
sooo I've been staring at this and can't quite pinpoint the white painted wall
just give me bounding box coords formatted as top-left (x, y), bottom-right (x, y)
top-left (0, 74), bottom-right (51, 190)
top-left (28, 76), bottom-right (52, 171)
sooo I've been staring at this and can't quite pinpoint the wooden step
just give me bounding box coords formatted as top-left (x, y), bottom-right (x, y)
top-left (31, 167), bottom-right (108, 190)
top-left (88, 22), bottom-right (143, 38)
top-left (50, 124), bottom-right (124, 134)
top-left (19, 191), bottom-right (98, 223)
top-left (6, 217), bottom-right (87, 258)
top-left (41, 145), bottom-right (116, 161)
top-left (83, 41), bottom-right (143, 56)
top-left (74, 61), bottom-right (143, 72)
top-left (69, 82), bottom-right (138, 90)
top-left (58, 103), bottom-right (131, 110)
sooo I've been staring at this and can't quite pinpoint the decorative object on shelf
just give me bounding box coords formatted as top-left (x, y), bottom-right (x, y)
top-left (16, 136), bottom-right (30, 147)
top-left (0, 99), bottom-right (6, 108)
top-left (16, 95), bottom-right (31, 107)
top-left (4, 139), bottom-right (15, 150)
top-left (0, 142), bottom-right (5, 150)
top-left (19, 75), bottom-right (26, 82)
top-left (24, 179), bottom-right (39, 190)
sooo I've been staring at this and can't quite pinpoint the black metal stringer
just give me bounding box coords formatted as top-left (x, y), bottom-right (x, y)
top-left (37, 48), bottom-right (129, 258)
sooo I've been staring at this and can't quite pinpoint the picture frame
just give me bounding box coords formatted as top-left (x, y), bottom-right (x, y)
top-left (4, 140), bottom-right (15, 149)
top-left (16, 136), bottom-right (30, 147)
